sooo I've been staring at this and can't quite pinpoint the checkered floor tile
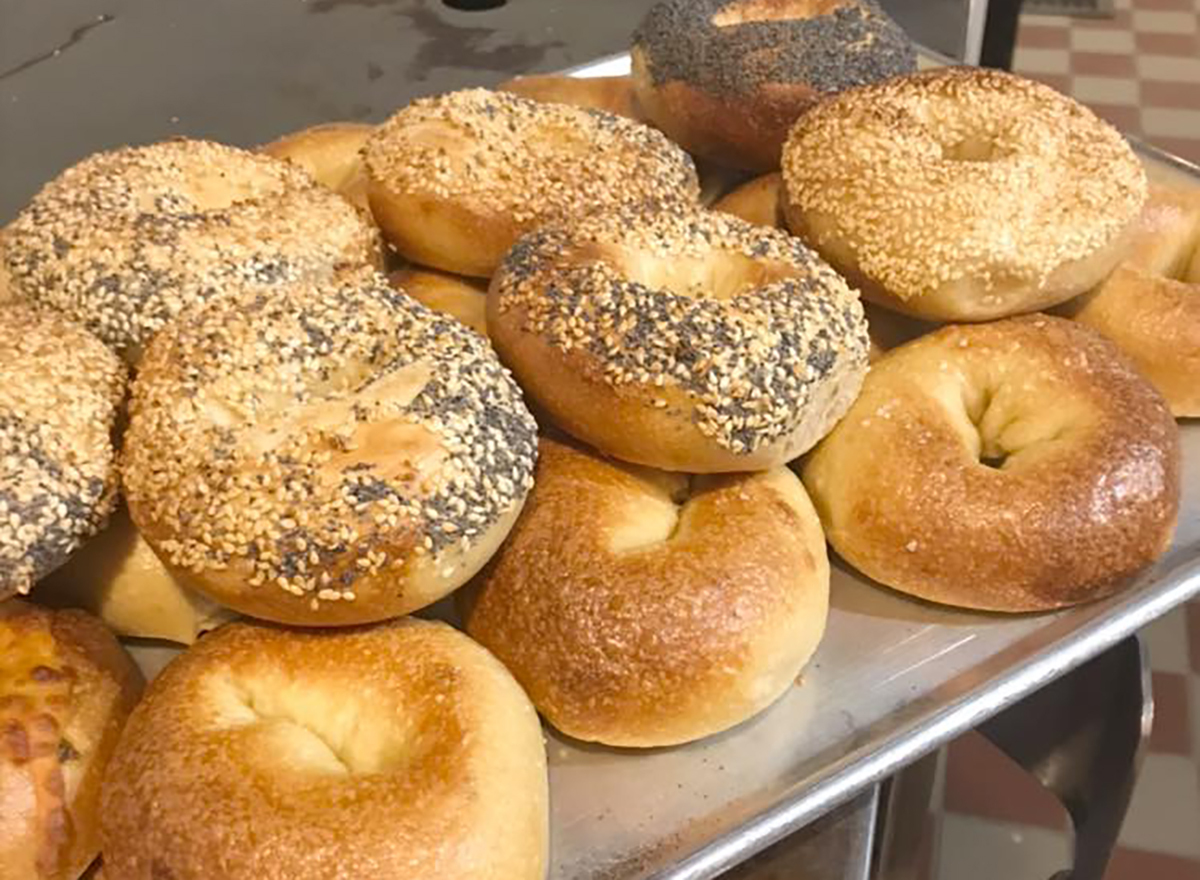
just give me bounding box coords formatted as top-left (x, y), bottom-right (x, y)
top-left (1011, 0), bottom-right (1200, 166)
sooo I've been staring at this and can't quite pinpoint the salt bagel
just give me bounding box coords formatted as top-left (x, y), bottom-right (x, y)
top-left (3, 139), bottom-right (382, 362)
top-left (781, 67), bottom-right (1147, 322)
top-left (260, 122), bottom-right (374, 211)
top-left (463, 435), bottom-right (829, 747)
top-left (802, 315), bottom-right (1180, 612)
top-left (632, 0), bottom-right (917, 171)
top-left (1063, 185), bottom-right (1200, 417)
top-left (488, 207), bottom-right (870, 472)
top-left (99, 618), bottom-right (548, 880)
top-left (388, 266), bottom-right (489, 337)
top-left (0, 305), bottom-right (126, 599)
top-left (1, 600), bottom-right (144, 880)
top-left (497, 73), bottom-right (642, 120)
top-left (363, 88), bottom-right (699, 277)
top-left (121, 267), bottom-right (538, 626)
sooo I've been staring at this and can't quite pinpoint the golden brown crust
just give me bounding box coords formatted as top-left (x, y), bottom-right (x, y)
top-left (463, 437), bottom-right (829, 747)
top-left (0, 601), bottom-right (144, 880)
top-left (122, 268), bottom-right (537, 626)
top-left (781, 68), bottom-right (1147, 322)
top-left (259, 122), bottom-right (374, 211)
top-left (496, 74), bottom-right (643, 120)
top-left (388, 266), bottom-right (489, 337)
top-left (488, 207), bottom-right (869, 472)
top-left (712, 172), bottom-right (785, 228)
top-left (99, 618), bottom-right (548, 880)
top-left (363, 88), bottom-right (699, 277)
top-left (802, 315), bottom-right (1181, 612)
top-left (1063, 185), bottom-right (1200, 416)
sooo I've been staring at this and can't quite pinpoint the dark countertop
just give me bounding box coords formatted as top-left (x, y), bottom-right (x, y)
top-left (0, 0), bottom-right (969, 221)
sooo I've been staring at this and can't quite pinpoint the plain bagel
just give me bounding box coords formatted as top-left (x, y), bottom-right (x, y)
top-left (463, 435), bottom-right (829, 747)
top-left (260, 122), bottom-right (374, 211)
top-left (802, 315), bottom-right (1180, 612)
top-left (781, 67), bottom-right (1147, 322)
top-left (122, 267), bottom-right (538, 626)
top-left (1063, 185), bottom-right (1200, 417)
top-left (488, 206), bottom-right (870, 472)
top-left (99, 618), bottom-right (548, 880)
top-left (496, 73), bottom-right (643, 120)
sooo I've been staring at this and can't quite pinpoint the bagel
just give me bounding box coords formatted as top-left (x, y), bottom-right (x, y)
top-left (260, 122), bottom-right (374, 211)
top-left (0, 230), bottom-right (13, 304)
top-left (3, 139), bottom-right (382, 362)
top-left (1062, 185), bottom-right (1200, 417)
top-left (121, 267), bottom-right (538, 626)
top-left (632, 0), bottom-right (917, 171)
top-left (496, 73), bottom-right (642, 120)
top-left (1, 600), bottom-right (144, 880)
top-left (35, 507), bottom-right (239, 645)
top-left (463, 436), bottom-right (829, 747)
top-left (488, 207), bottom-right (870, 472)
top-left (99, 618), bottom-right (548, 880)
top-left (362, 88), bottom-right (699, 277)
top-left (388, 266), bottom-right (489, 337)
top-left (712, 171), bottom-right (784, 228)
top-left (781, 67), bottom-right (1147, 322)
top-left (0, 305), bottom-right (126, 599)
top-left (802, 315), bottom-right (1180, 612)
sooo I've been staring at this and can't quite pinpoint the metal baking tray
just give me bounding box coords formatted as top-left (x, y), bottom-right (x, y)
top-left (122, 50), bottom-right (1200, 880)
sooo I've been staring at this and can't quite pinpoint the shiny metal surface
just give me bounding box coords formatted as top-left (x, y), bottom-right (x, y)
top-left (723, 787), bottom-right (878, 880)
top-left (979, 636), bottom-right (1153, 880)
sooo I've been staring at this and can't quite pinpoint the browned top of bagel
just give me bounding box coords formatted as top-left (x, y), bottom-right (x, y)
top-left (363, 88), bottom-right (699, 227)
top-left (802, 315), bottom-right (1181, 611)
top-left (99, 618), bottom-right (547, 880)
top-left (3, 139), bottom-right (381, 361)
top-left (782, 67), bottom-right (1147, 302)
top-left (0, 305), bottom-right (126, 600)
top-left (496, 74), bottom-right (642, 120)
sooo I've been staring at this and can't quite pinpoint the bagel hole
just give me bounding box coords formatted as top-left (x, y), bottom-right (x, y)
top-left (211, 675), bottom-right (422, 776)
top-left (979, 453), bottom-right (1008, 470)
top-left (941, 136), bottom-right (999, 163)
top-left (620, 249), bottom-right (799, 302)
top-left (711, 0), bottom-right (846, 26)
top-left (607, 470), bottom-right (691, 552)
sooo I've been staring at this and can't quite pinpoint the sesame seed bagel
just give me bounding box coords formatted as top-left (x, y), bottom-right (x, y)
top-left (488, 207), bottom-right (870, 472)
top-left (781, 68), bottom-right (1147, 322)
top-left (99, 618), bottom-right (548, 880)
top-left (1063, 185), bottom-right (1200, 417)
top-left (497, 73), bottom-right (643, 121)
top-left (632, 0), bottom-right (917, 172)
top-left (1, 600), bottom-right (144, 880)
top-left (463, 435), bottom-right (829, 747)
top-left (802, 316), bottom-right (1180, 612)
top-left (388, 266), bottom-right (489, 337)
top-left (121, 267), bottom-right (538, 626)
top-left (3, 139), bottom-right (383, 362)
top-left (0, 305), bottom-right (126, 600)
top-left (363, 88), bottom-right (700, 277)
top-left (260, 122), bottom-right (374, 211)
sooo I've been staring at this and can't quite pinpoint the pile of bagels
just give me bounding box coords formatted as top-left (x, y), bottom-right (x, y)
top-left (1, 0), bottom-right (1195, 878)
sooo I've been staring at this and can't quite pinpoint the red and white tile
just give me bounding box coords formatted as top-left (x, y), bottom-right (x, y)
top-left (1011, 0), bottom-right (1200, 166)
